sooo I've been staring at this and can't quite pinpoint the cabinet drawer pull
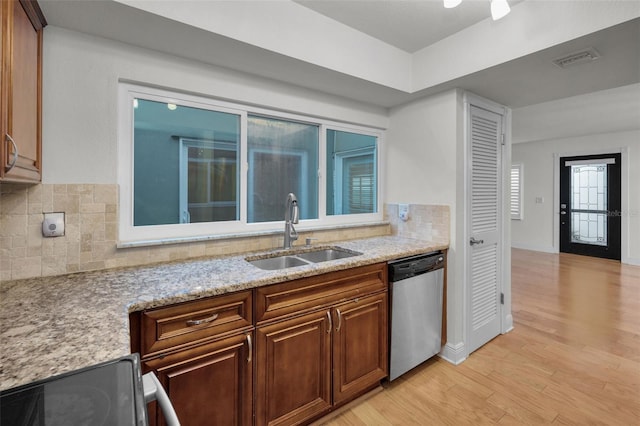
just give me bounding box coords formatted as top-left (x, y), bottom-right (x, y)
top-left (335, 308), bottom-right (342, 332)
top-left (326, 310), bottom-right (332, 334)
top-left (246, 333), bottom-right (252, 363)
top-left (186, 313), bottom-right (219, 326)
top-left (5, 134), bottom-right (18, 173)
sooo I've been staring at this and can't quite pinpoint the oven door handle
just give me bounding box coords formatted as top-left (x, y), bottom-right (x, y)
top-left (143, 372), bottom-right (181, 426)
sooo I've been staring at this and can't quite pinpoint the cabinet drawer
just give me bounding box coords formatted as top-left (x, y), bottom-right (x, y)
top-left (255, 263), bottom-right (387, 325)
top-left (139, 290), bottom-right (252, 358)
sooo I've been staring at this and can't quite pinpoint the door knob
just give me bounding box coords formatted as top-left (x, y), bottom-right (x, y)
top-left (470, 237), bottom-right (484, 246)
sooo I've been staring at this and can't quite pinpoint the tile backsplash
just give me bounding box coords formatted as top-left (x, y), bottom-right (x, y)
top-left (1, 183), bottom-right (449, 281)
top-left (384, 203), bottom-right (450, 242)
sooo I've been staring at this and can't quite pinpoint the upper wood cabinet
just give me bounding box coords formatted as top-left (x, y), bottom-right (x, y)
top-left (1, 0), bottom-right (46, 183)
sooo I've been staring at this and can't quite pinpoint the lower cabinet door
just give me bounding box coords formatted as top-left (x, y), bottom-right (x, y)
top-left (255, 310), bottom-right (332, 426)
top-left (332, 292), bottom-right (388, 405)
top-left (143, 332), bottom-right (253, 426)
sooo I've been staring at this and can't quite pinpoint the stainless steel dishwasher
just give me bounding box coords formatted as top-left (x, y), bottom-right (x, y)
top-left (388, 251), bottom-right (445, 381)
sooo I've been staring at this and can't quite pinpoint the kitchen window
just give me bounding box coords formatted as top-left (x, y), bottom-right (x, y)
top-left (247, 116), bottom-right (319, 223)
top-left (118, 84), bottom-right (383, 245)
top-left (326, 129), bottom-right (377, 216)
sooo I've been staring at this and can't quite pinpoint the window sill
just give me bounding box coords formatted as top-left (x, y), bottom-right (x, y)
top-left (116, 221), bottom-right (391, 249)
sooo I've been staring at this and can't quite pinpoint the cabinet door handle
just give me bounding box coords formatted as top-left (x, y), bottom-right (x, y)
top-left (335, 308), bottom-right (342, 332)
top-left (186, 313), bottom-right (218, 326)
top-left (326, 310), bottom-right (332, 334)
top-left (5, 134), bottom-right (17, 173)
top-left (246, 333), bottom-right (252, 364)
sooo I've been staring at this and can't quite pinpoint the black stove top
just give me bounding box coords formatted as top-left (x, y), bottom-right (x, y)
top-left (1, 354), bottom-right (148, 426)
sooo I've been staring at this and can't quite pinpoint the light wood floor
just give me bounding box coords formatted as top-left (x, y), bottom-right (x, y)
top-left (321, 249), bottom-right (640, 425)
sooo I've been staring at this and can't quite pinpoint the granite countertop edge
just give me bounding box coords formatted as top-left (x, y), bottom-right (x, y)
top-left (0, 235), bottom-right (448, 390)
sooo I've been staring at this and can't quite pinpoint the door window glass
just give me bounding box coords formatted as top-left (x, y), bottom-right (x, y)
top-left (570, 163), bottom-right (608, 245)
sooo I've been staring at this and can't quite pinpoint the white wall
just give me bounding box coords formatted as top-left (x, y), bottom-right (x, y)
top-left (42, 24), bottom-right (471, 357)
top-left (386, 90), bottom-right (458, 205)
top-left (41, 26), bottom-right (389, 184)
top-left (512, 130), bottom-right (640, 264)
top-left (386, 90), bottom-right (466, 354)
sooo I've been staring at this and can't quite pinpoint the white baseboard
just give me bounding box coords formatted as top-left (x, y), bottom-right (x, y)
top-left (622, 257), bottom-right (640, 266)
top-left (438, 342), bottom-right (466, 365)
top-left (512, 244), bottom-right (640, 266)
top-left (510, 242), bottom-right (557, 253)
top-left (502, 314), bottom-right (514, 333)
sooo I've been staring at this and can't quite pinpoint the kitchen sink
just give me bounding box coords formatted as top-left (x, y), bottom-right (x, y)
top-left (246, 246), bottom-right (362, 270)
top-left (296, 248), bottom-right (360, 263)
top-left (248, 255), bottom-right (309, 270)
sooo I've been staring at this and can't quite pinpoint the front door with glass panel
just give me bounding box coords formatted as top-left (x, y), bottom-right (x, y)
top-left (559, 154), bottom-right (621, 260)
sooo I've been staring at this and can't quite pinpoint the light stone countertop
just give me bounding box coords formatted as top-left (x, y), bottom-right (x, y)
top-left (0, 236), bottom-right (447, 390)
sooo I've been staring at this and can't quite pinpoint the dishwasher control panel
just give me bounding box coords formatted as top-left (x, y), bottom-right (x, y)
top-left (388, 251), bottom-right (444, 281)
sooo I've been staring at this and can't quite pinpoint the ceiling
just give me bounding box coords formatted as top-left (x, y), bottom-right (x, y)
top-left (38, 0), bottom-right (639, 117)
top-left (294, 0), bottom-right (525, 53)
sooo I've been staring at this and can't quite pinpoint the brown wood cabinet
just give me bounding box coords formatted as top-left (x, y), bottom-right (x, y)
top-left (255, 310), bottom-right (332, 425)
top-left (0, 0), bottom-right (46, 183)
top-left (143, 332), bottom-right (254, 426)
top-left (131, 263), bottom-right (389, 426)
top-left (131, 290), bottom-right (254, 426)
top-left (332, 292), bottom-right (387, 406)
top-left (255, 263), bottom-right (388, 426)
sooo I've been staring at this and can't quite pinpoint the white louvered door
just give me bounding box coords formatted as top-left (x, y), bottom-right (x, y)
top-left (467, 104), bottom-right (503, 355)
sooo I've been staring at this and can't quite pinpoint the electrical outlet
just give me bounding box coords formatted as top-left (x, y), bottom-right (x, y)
top-left (42, 212), bottom-right (65, 237)
top-left (398, 204), bottom-right (409, 221)
top-left (535, 197), bottom-right (544, 204)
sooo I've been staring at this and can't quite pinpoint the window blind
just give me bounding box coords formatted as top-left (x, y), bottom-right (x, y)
top-left (510, 164), bottom-right (523, 220)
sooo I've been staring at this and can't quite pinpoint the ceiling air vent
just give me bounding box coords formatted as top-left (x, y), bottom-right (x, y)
top-left (552, 48), bottom-right (600, 69)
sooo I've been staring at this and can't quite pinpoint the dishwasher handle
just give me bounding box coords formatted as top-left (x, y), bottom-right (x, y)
top-left (143, 372), bottom-right (181, 426)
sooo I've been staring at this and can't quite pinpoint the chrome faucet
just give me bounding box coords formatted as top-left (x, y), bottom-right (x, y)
top-left (283, 193), bottom-right (299, 249)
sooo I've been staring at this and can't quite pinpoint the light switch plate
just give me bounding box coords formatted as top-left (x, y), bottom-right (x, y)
top-left (43, 212), bottom-right (65, 237)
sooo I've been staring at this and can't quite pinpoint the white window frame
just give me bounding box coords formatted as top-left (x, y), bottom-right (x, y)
top-left (117, 83), bottom-right (384, 246)
top-left (510, 163), bottom-right (523, 220)
top-left (319, 124), bottom-right (383, 227)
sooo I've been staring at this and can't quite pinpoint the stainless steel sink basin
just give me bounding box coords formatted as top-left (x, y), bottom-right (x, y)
top-left (296, 248), bottom-right (360, 263)
top-left (246, 246), bottom-right (362, 270)
top-left (247, 255), bottom-right (308, 270)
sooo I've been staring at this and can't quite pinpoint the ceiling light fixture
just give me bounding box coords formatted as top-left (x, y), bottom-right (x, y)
top-left (167, 103), bottom-right (177, 111)
top-left (490, 0), bottom-right (511, 21)
top-left (443, 0), bottom-right (462, 8)
top-left (443, 0), bottom-right (511, 20)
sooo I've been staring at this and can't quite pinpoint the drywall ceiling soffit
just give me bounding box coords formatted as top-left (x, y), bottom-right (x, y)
top-left (294, 0), bottom-right (525, 53)
top-left (38, 0), bottom-right (413, 108)
top-left (39, 0), bottom-right (640, 109)
top-left (443, 18), bottom-right (640, 108)
top-left (512, 83), bottom-right (640, 144)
